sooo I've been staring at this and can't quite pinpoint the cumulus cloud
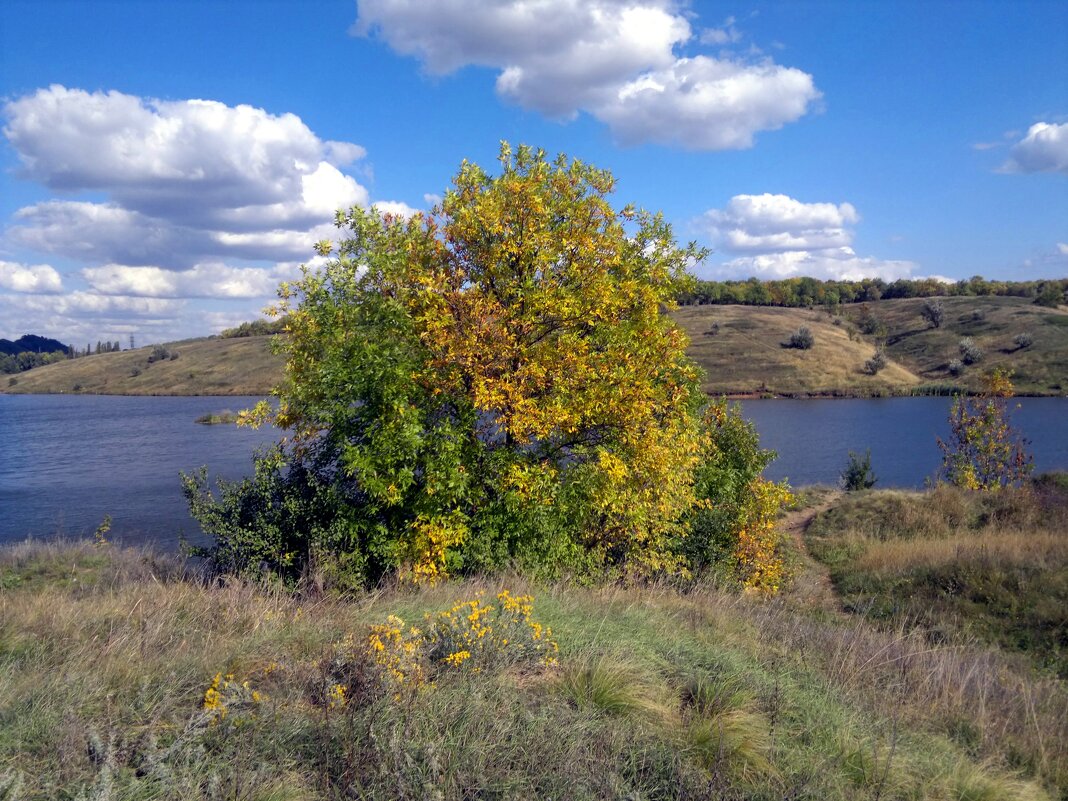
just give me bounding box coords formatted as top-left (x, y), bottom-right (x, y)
top-left (718, 248), bottom-right (917, 282)
top-left (82, 262), bottom-right (302, 299)
top-left (700, 194), bottom-right (917, 281)
top-left (0, 290), bottom-right (270, 344)
top-left (1001, 122), bottom-right (1068, 174)
top-left (0, 86), bottom-right (412, 340)
top-left (0, 260), bottom-right (63, 293)
top-left (373, 199), bottom-right (422, 218)
top-left (703, 194), bottom-right (858, 252)
top-left (353, 0), bottom-right (819, 149)
top-left (2, 87), bottom-right (372, 267)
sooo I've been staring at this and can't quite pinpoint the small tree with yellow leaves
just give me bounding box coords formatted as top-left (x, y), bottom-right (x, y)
top-left (937, 369), bottom-right (1032, 490)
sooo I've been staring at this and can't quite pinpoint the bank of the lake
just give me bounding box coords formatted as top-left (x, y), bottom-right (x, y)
top-left (3, 394), bottom-right (1067, 546)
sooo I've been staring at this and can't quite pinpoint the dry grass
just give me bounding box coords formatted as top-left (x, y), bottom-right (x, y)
top-left (852, 529), bottom-right (1068, 575)
top-left (8, 296), bottom-right (1066, 397)
top-left (1, 335), bottom-right (284, 396)
top-left (674, 304), bottom-right (923, 396)
top-left (2, 540), bottom-right (1062, 799)
top-left (806, 481), bottom-right (1068, 679)
top-left (841, 296), bottom-right (1068, 395)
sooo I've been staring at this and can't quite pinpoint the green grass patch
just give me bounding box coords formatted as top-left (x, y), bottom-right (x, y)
top-left (806, 481), bottom-right (1068, 678)
top-left (1, 541), bottom-right (1064, 799)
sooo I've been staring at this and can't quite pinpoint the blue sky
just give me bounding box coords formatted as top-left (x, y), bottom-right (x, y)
top-left (1, 0), bottom-right (1065, 344)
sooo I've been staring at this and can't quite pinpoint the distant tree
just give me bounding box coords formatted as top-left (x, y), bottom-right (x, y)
top-left (864, 347), bottom-right (887, 375)
top-left (783, 326), bottom-right (814, 350)
top-left (841, 449), bottom-right (877, 491)
top-left (938, 369), bottom-right (1032, 490)
top-left (1034, 284), bottom-right (1065, 308)
top-left (920, 298), bottom-right (945, 328)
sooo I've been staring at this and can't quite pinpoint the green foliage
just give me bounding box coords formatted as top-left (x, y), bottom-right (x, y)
top-left (680, 399), bottom-right (792, 591)
top-left (783, 326), bottom-right (814, 349)
top-left (678, 274), bottom-right (1068, 309)
top-left (863, 348), bottom-right (887, 375)
top-left (220, 317), bottom-right (289, 338)
top-left (205, 144), bottom-right (727, 585)
top-left (841, 449), bottom-right (877, 491)
top-left (1033, 283), bottom-right (1065, 308)
top-left (938, 370), bottom-right (1032, 491)
top-left (181, 443), bottom-right (370, 587)
top-left (920, 298), bottom-right (945, 328)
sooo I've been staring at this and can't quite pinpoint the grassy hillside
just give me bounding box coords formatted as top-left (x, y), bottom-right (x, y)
top-left (841, 296), bottom-right (1068, 395)
top-left (4, 295), bottom-right (1066, 396)
top-left (2, 535), bottom-right (1064, 800)
top-left (674, 304), bottom-right (922, 396)
top-left (2, 335), bottom-right (283, 396)
top-left (805, 478), bottom-right (1068, 679)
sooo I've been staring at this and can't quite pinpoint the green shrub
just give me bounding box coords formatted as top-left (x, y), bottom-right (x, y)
top-left (181, 443), bottom-right (369, 587)
top-left (920, 298), bottom-right (945, 328)
top-left (864, 348), bottom-right (887, 375)
top-left (959, 337), bottom-right (983, 365)
top-left (783, 326), bottom-right (814, 349)
top-left (841, 449), bottom-right (877, 491)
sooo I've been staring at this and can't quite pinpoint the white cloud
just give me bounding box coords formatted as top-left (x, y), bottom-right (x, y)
top-left (1058, 242), bottom-right (1068, 255)
top-left (700, 17), bottom-right (741, 46)
top-left (0, 290), bottom-right (271, 344)
top-left (353, 0), bottom-right (819, 149)
top-left (1001, 122), bottom-right (1068, 174)
top-left (703, 194), bottom-right (858, 252)
top-left (700, 194), bottom-right (917, 281)
top-left (0, 260), bottom-right (63, 293)
top-left (2, 87), bottom-right (377, 270)
top-left (373, 200), bottom-right (421, 218)
top-left (718, 248), bottom-right (917, 282)
top-left (82, 262), bottom-right (302, 299)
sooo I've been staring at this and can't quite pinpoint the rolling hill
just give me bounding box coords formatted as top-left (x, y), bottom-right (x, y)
top-left (2, 335), bottom-right (283, 396)
top-left (3, 296), bottom-right (1066, 396)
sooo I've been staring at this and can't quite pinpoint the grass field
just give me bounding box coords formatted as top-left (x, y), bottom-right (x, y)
top-left (840, 296), bottom-right (1068, 395)
top-left (674, 304), bottom-right (923, 396)
top-left (2, 510), bottom-right (1066, 800)
top-left (805, 478), bottom-right (1068, 680)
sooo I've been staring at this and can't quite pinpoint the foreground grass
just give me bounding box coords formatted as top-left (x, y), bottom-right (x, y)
top-left (806, 478), bottom-right (1068, 679)
top-left (2, 541), bottom-right (1064, 800)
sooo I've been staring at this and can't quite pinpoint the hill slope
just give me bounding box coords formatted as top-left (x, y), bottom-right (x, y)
top-left (841, 296), bottom-right (1068, 394)
top-left (3, 335), bottom-right (282, 395)
top-left (675, 304), bottom-right (923, 396)
top-left (3, 296), bottom-right (1066, 396)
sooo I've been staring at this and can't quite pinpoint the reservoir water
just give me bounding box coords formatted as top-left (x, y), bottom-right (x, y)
top-left (1, 394), bottom-right (1066, 547)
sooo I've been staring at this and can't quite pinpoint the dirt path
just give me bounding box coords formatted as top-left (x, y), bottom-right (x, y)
top-left (780, 491), bottom-right (843, 612)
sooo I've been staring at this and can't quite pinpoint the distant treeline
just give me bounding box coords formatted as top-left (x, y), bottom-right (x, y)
top-left (1, 337), bottom-right (123, 375)
top-left (678, 276), bottom-right (1068, 308)
top-left (220, 317), bottom-right (289, 338)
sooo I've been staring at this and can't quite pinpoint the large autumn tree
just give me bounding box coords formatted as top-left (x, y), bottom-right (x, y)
top-left (187, 144), bottom-right (788, 588)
